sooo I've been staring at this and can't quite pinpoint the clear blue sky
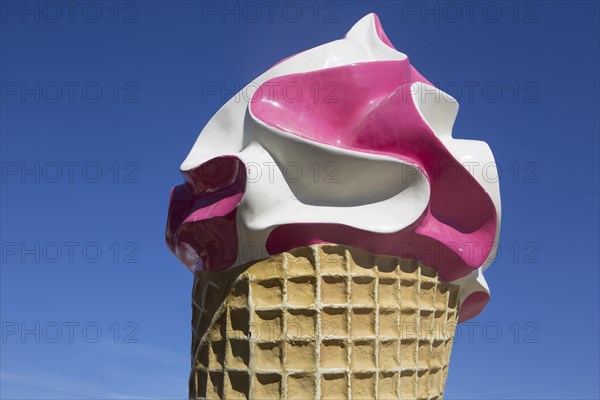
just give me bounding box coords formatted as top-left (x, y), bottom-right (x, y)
top-left (1, 1), bottom-right (598, 399)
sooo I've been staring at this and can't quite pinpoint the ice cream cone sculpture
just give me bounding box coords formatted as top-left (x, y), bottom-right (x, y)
top-left (167, 13), bottom-right (500, 400)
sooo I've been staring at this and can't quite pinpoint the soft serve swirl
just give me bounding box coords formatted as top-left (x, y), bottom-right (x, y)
top-left (166, 14), bottom-right (501, 322)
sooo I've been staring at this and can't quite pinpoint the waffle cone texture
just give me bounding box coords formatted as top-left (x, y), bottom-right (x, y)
top-left (190, 244), bottom-right (459, 399)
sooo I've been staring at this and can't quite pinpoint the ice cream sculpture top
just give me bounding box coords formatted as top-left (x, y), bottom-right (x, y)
top-left (166, 14), bottom-right (501, 323)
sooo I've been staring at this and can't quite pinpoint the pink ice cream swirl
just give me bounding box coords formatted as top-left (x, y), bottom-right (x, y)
top-left (166, 14), bottom-right (501, 322)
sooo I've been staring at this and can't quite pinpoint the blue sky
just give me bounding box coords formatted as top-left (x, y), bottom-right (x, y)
top-left (1, 1), bottom-right (598, 399)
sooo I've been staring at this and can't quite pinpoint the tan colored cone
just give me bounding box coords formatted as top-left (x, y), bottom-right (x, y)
top-left (190, 244), bottom-right (459, 400)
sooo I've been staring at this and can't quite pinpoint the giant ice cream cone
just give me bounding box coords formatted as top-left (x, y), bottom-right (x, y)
top-left (167, 13), bottom-right (501, 400)
top-left (190, 245), bottom-right (458, 399)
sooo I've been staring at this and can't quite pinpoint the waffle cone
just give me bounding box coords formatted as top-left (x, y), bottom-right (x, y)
top-left (189, 244), bottom-right (459, 399)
